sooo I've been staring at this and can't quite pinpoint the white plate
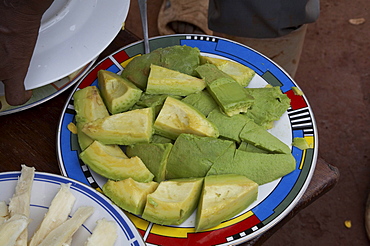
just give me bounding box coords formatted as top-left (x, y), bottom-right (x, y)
top-left (24, 0), bottom-right (130, 90)
top-left (0, 171), bottom-right (145, 246)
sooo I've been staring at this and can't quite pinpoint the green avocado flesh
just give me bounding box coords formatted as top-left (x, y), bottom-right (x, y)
top-left (142, 178), bottom-right (203, 225)
top-left (82, 107), bottom-right (154, 145)
top-left (200, 56), bottom-right (255, 87)
top-left (121, 45), bottom-right (201, 90)
top-left (79, 141), bottom-right (154, 182)
top-left (182, 90), bottom-right (218, 117)
top-left (239, 119), bottom-right (291, 154)
top-left (195, 174), bottom-right (258, 232)
top-left (126, 142), bottom-right (173, 182)
top-left (244, 86), bottom-right (291, 129)
top-left (166, 134), bottom-right (235, 179)
top-left (154, 96), bottom-right (219, 139)
top-left (98, 70), bottom-right (142, 114)
top-left (103, 178), bottom-right (158, 215)
top-left (208, 149), bottom-right (296, 185)
top-left (73, 86), bottom-right (110, 150)
top-left (146, 64), bottom-right (206, 96)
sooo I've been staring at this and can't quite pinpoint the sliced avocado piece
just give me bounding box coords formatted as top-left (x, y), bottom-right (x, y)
top-left (200, 56), bottom-right (255, 87)
top-left (73, 86), bottom-right (110, 150)
top-left (146, 64), bottom-right (206, 96)
top-left (79, 141), bottom-right (154, 182)
top-left (239, 118), bottom-right (291, 154)
top-left (195, 174), bottom-right (258, 232)
top-left (142, 177), bottom-right (203, 225)
top-left (98, 70), bottom-right (142, 114)
top-left (82, 107), bottom-right (154, 145)
top-left (207, 108), bottom-right (250, 142)
top-left (102, 178), bottom-right (159, 215)
top-left (208, 150), bottom-right (296, 185)
top-left (166, 134), bottom-right (234, 179)
top-left (292, 137), bottom-right (313, 150)
top-left (154, 96), bottom-right (219, 140)
top-left (195, 63), bottom-right (234, 84)
top-left (150, 134), bottom-right (174, 144)
top-left (182, 90), bottom-right (218, 117)
top-left (238, 142), bottom-right (269, 153)
top-left (244, 86), bottom-right (290, 129)
top-left (121, 45), bottom-right (201, 90)
top-left (126, 143), bottom-right (173, 182)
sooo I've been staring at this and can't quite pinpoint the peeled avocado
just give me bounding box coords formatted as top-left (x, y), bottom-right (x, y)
top-left (79, 141), bottom-right (154, 182)
top-left (98, 70), bottom-right (142, 114)
top-left (146, 64), bottom-right (206, 96)
top-left (82, 107), bottom-right (154, 145)
top-left (154, 96), bottom-right (219, 140)
top-left (103, 178), bottom-right (158, 215)
top-left (195, 174), bottom-right (258, 232)
top-left (142, 178), bottom-right (203, 225)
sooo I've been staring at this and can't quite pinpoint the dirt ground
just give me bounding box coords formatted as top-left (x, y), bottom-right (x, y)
top-left (126, 0), bottom-right (370, 245)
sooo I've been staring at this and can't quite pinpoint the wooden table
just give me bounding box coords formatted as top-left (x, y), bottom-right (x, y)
top-left (0, 29), bottom-right (339, 245)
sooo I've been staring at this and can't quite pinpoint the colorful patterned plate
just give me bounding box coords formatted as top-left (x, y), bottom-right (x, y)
top-left (0, 171), bottom-right (145, 246)
top-left (57, 35), bottom-right (318, 245)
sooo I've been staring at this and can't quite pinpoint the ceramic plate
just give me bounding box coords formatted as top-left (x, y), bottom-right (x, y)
top-left (57, 34), bottom-right (318, 245)
top-left (0, 58), bottom-right (96, 116)
top-left (23, 0), bottom-right (129, 90)
top-left (0, 171), bottom-right (145, 246)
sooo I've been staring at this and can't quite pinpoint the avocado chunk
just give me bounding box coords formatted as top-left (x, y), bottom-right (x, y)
top-left (292, 137), bottom-right (313, 150)
top-left (73, 86), bottom-right (109, 150)
top-left (82, 107), bottom-right (154, 145)
top-left (195, 63), bottom-right (234, 84)
top-left (126, 143), bottom-right (173, 182)
top-left (154, 96), bottom-right (219, 140)
top-left (121, 45), bottom-right (201, 90)
top-left (207, 108), bottom-right (250, 142)
top-left (166, 134), bottom-right (235, 179)
top-left (146, 64), bottom-right (206, 96)
top-left (239, 118), bottom-right (291, 154)
top-left (244, 86), bottom-right (291, 129)
top-left (79, 141), bottom-right (154, 182)
top-left (102, 178), bottom-right (159, 215)
top-left (98, 70), bottom-right (142, 114)
top-left (200, 56), bottom-right (255, 87)
top-left (208, 150), bottom-right (296, 185)
top-left (142, 178), bottom-right (203, 225)
top-left (182, 90), bottom-right (218, 117)
top-left (195, 174), bottom-right (258, 232)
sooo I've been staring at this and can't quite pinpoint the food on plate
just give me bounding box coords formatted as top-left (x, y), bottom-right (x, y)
top-left (70, 44), bottom-right (298, 231)
top-left (181, 90), bottom-right (218, 117)
top-left (29, 183), bottom-right (76, 246)
top-left (8, 165), bottom-right (34, 245)
top-left (239, 118), bottom-right (291, 154)
top-left (292, 137), bottom-right (313, 150)
top-left (126, 142), bottom-right (173, 182)
top-left (121, 45), bottom-right (201, 90)
top-left (0, 165), bottom-right (118, 245)
top-left (73, 86), bottom-right (110, 150)
top-left (200, 56), bottom-right (255, 87)
top-left (292, 86), bottom-right (304, 96)
top-left (38, 206), bottom-right (95, 246)
top-left (146, 64), bottom-right (206, 96)
top-left (84, 218), bottom-right (118, 246)
top-left (209, 150), bottom-right (296, 185)
top-left (166, 133), bottom-right (235, 179)
top-left (244, 86), bottom-right (291, 129)
top-left (80, 140), bottom-right (154, 182)
top-left (195, 174), bottom-right (258, 232)
top-left (82, 107), bottom-right (154, 145)
top-left (98, 70), bottom-right (143, 114)
top-left (0, 213), bottom-right (30, 246)
top-left (196, 63), bottom-right (254, 116)
top-left (141, 178), bottom-right (203, 225)
top-left (153, 96), bottom-right (219, 139)
top-left (103, 178), bottom-right (159, 215)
